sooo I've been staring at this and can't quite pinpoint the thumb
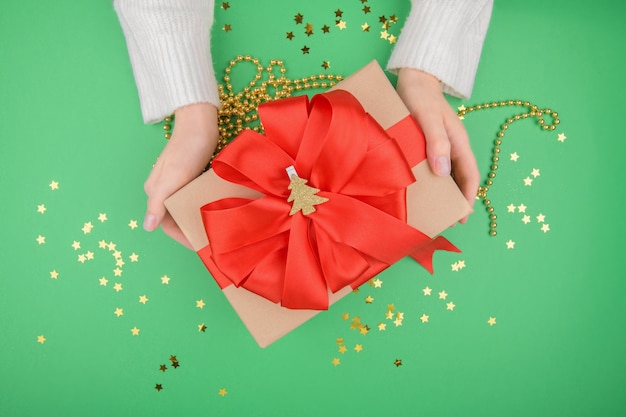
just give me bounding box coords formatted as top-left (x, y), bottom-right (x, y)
top-left (144, 191), bottom-right (168, 232)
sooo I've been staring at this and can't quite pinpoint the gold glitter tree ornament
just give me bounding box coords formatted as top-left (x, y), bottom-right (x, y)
top-left (286, 166), bottom-right (328, 216)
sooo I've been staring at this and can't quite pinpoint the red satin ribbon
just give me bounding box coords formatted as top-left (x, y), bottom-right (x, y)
top-left (198, 90), bottom-right (459, 310)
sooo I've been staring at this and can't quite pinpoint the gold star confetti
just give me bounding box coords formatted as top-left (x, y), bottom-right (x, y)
top-left (396, 312), bottom-right (404, 320)
top-left (488, 317), bottom-right (497, 326)
top-left (301, 45), bottom-right (310, 54)
top-left (446, 302), bottom-right (456, 311)
top-left (169, 355), bottom-right (177, 362)
top-left (354, 344), bottom-right (363, 353)
top-left (107, 242), bottom-right (117, 251)
top-left (196, 299), bottom-right (206, 309)
top-left (155, 384), bottom-right (163, 391)
top-left (557, 133), bottom-right (567, 142)
top-left (50, 270), bottom-right (59, 279)
top-left (36, 235), bottom-right (46, 245)
top-left (362, 5), bottom-right (371, 13)
top-left (388, 34), bottom-right (397, 44)
top-left (373, 278), bottom-right (382, 288)
top-left (378, 322), bottom-right (386, 331)
top-left (139, 295), bottom-right (148, 304)
top-left (541, 224), bottom-right (551, 233)
top-left (222, 24), bottom-right (232, 32)
top-left (113, 283), bottom-right (123, 292)
top-left (518, 204), bottom-right (527, 213)
top-left (198, 323), bottom-right (207, 332)
top-left (394, 359), bottom-right (402, 367)
top-left (438, 290), bottom-right (448, 300)
top-left (37, 335), bottom-right (46, 344)
top-left (359, 325), bottom-right (370, 335)
top-left (129, 253), bottom-right (139, 262)
top-left (113, 268), bottom-right (122, 277)
top-left (86, 251), bottom-right (94, 260)
top-left (380, 30), bottom-right (389, 40)
top-left (507, 204), bottom-right (517, 213)
top-left (218, 388), bottom-right (228, 397)
top-left (334, 9), bottom-right (343, 17)
top-left (423, 286), bottom-right (432, 296)
top-left (336, 337), bottom-right (344, 345)
top-left (365, 295), bottom-right (374, 304)
top-left (161, 275), bottom-right (170, 284)
top-left (342, 312), bottom-right (350, 321)
top-left (336, 20), bottom-right (347, 30)
top-left (338, 345), bottom-right (347, 354)
top-left (98, 213), bottom-right (108, 222)
top-left (98, 240), bottom-right (107, 249)
top-left (114, 308), bottom-right (124, 317)
top-left (524, 177), bottom-right (533, 186)
top-left (286, 31), bottom-right (294, 40)
top-left (536, 213), bottom-right (546, 222)
top-left (37, 204), bottom-right (46, 214)
top-left (531, 168), bottom-right (541, 178)
top-left (77, 254), bottom-right (86, 263)
top-left (99, 277), bottom-right (108, 286)
top-left (49, 180), bottom-right (59, 190)
top-left (131, 326), bottom-right (140, 335)
top-left (332, 358), bottom-right (341, 366)
top-left (82, 222), bottom-right (93, 234)
top-left (361, 22), bottom-right (370, 31)
top-left (321, 24), bottom-right (330, 33)
top-left (322, 61), bottom-right (330, 69)
top-left (506, 240), bottom-right (515, 249)
top-left (387, 304), bottom-right (395, 312)
top-left (116, 258), bottom-right (125, 267)
top-left (378, 15), bottom-right (386, 23)
top-left (389, 14), bottom-right (398, 23)
top-left (128, 220), bottom-right (138, 229)
top-left (420, 314), bottom-right (429, 323)
top-left (510, 152), bottom-right (520, 162)
top-left (305, 22), bottom-right (313, 36)
top-left (457, 260), bottom-right (466, 269)
top-left (171, 361), bottom-right (180, 369)
top-left (159, 364), bottom-right (167, 372)
top-left (522, 215), bottom-right (531, 224)
top-left (221, 1), bottom-right (229, 10)
top-left (393, 318), bottom-right (403, 327)
top-left (294, 13), bottom-right (303, 24)
top-left (385, 310), bottom-right (394, 320)
top-left (72, 241), bottom-right (81, 250)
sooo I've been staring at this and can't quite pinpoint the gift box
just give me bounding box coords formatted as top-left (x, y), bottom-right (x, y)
top-left (165, 61), bottom-right (472, 347)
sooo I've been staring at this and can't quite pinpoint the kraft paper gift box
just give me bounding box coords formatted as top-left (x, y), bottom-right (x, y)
top-left (165, 60), bottom-right (472, 347)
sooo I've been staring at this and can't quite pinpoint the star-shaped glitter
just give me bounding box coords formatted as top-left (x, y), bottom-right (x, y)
top-left (99, 277), bottom-right (108, 286)
top-left (518, 204), bottom-right (527, 213)
top-left (557, 133), bottom-right (567, 142)
top-left (86, 251), bottom-right (94, 260)
top-left (128, 220), bottom-right (138, 229)
top-left (451, 262), bottom-right (460, 272)
top-left (71, 241), bottom-right (81, 250)
top-left (531, 168), bottom-right (541, 178)
top-left (98, 213), bottom-right (107, 222)
top-left (334, 9), bottom-right (343, 17)
top-left (385, 310), bottom-right (394, 320)
top-left (221, 2), bottom-right (229, 10)
top-left (218, 388), bottom-right (228, 397)
top-left (378, 323), bottom-right (386, 331)
top-left (155, 384), bottom-right (163, 391)
top-left (129, 253), bottom-right (139, 262)
top-left (541, 224), bottom-right (551, 233)
top-left (380, 30), bottom-right (389, 40)
top-left (77, 254), bottom-right (86, 263)
top-left (161, 275), bottom-right (170, 284)
top-left (37, 335), bottom-right (46, 344)
top-left (419, 314), bottom-right (429, 323)
top-left (423, 286), bottom-right (432, 296)
top-left (131, 326), bottom-right (140, 335)
top-left (321, 61), bottom-right (330, 69)
top-left (363, 5), bottom-right (371, 13)
top-left (37, 204), bottom-right (46, 214)
top-left (522, 215), bottom-right (531, 224)
top-left (304, 23), bottom-right (313, 36)
top-left (488, 317), bottom-right (497, 326)
top-left (196, 299), bottom-right (205, 309)
top-left (49, 181), bottom-right (59, 190)
top-left (394, 359), bottom-right (402, 367)
top-left (50, 270), bottom-right (59, 279)
top-left (336, 337), bottom-right (344, 345)
top-left (82, 222), bottom-right (93, 234)
top-left (365, 295), bottom-right (374, 304)
top-left (523, 177), bottom-right (533, 186)
top-left (438, 290), bottom-right (448, 300)
top-left (361, 22), bottom-right (370, 31)
top-left (378, 15), bottom-right (387, 23)
top-left (510, 152), bottom-right (519, 162)
top-left (373, 278), bottom-right (382, 288)
top-left (222, 24), bottom-right (231, 32)
top-left (198, 323), bottom-right (207, 332)
top-left (113, 282), bottom-right (123, 292)
top-left (446, 302), bottom-right (456, 311)
top-left (159, 364), bottom-right (167, 372)
top-left (301, 45), bottom-right (310, 54)
top-left (336, 20), bottom-right (347, 30)
top-left (36, 235), bottom-right (46, 245)
top-left (457, 260), bottom-right (466, 269)
top-left (354, 344), bottom-right (363, 352)
top-left (114, 308), bottom-right (124, 317)
top-left (98, 240), bottom-right (107, 249)
top-left (113, 268), bottom-right (122, 277)
top-left (294, 13), bottom-right (303, 24)
top-left (506, 240), bottom-right (515, 249)
top-left (107, 242), bottom-right (117, 251)
top-left (332, 358), bottom-right (341, 366)
top-left (116, 259), bottom-right (124, 268)
top-left (321, 24), bottom-right (330, 33)
top-left (507, 204), bottom-right (517, 213)
top-left (536, 213), bottom-right (546, 223)
top-left (394, 318), bottom-right (403, 327)
top-left (139, 295), bottom-right (148, 304)
top-left (342, 312), bottom-right (350, 320)
top-left (338, 345), bottom-right (347, 354)
top-left (388, 34), bottom-right (397, 44)
top-left (286, 31), bottom-right (294, 40)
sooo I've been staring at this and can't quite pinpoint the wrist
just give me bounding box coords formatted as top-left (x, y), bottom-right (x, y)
top-left (171, 102), bottom-right (219, 150)
top-left (397, 68), bottom-right (441, 91)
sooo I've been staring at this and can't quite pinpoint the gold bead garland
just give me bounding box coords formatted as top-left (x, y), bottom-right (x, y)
top-left (458, 100), bottom-right (560, 236)
top-left (161, 55), bottom-right (343, 163)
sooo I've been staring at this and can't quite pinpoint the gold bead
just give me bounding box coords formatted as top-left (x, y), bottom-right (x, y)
top-left (494, 147), bottom-right (500, 154)
top-left (488, 172), bottom-right (496, 179)
top-left (491, 164), bottom-right (498, 171)
top-left (490, 222), bottom-right (497, 228)
top-left (490, 214), bottom-right (497, 220)
top-left (484, 199), bottom-right (491, 205)
top-left (164, 132), bottom-right (171, 140)
top-left (489, 229), bottom-right (497, 236)
top-left (163, 124), bottom-right (171, 130)
top-left (495, 139), bottom-right (502, 146)
top-left (486, 179), bottom-right (493, 186)
top-left (487, 206), bottom-right (494, 213)
top-left (492, 156), bottom-right (499, 162)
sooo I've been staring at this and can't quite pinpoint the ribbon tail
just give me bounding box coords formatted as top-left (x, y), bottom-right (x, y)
top-left (409, 236), bottom-right (461, 274)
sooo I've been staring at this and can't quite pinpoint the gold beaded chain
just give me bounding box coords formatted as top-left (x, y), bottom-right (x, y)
top-left (457, 100), bottom-right (560, 236)
top-left (161, 55), bottom-right (343, 162)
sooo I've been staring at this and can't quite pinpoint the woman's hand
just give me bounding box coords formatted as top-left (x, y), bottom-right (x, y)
top-left (396, 68), bottom-right (480, 223)
top-left (143, 102), bottom-right (219, 248)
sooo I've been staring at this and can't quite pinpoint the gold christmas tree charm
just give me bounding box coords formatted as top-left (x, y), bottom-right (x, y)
top-left (286, 166), bottom-right (328, 216)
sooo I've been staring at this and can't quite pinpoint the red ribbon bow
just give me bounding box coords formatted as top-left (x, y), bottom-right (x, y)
top-left (198, 90), bottom-right (458, 310)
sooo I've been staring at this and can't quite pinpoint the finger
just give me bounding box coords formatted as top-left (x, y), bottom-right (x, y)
top-left (415, 110), bottom-right (451, 176)
top-left (161, 213), bottom-right (193, 249)
top-left (143, 166), bottom-right (169, 232)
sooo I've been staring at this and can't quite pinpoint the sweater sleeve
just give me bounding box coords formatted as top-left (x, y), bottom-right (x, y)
top-left (387, 0), bottom-right (493, 99)
top-left (113, 0), bottom-right (219, 124)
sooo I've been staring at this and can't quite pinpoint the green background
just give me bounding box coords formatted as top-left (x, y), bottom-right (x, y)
top-left (1, 1), bottom-right (625, 416)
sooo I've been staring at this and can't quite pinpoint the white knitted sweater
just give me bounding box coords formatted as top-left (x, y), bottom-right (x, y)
top-left (114, 0), bottom-right (493, 124)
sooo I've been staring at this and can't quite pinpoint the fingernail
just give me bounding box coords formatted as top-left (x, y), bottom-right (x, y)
top-left (436, 156), bottom-right (451, 176)
top-left (143, 214), bottom-right (157, 231)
